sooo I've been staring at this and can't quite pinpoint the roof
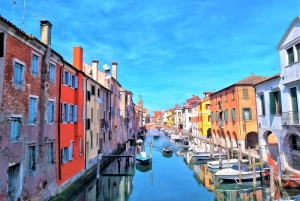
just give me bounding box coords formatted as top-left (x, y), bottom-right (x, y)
top-left (277, 16), bottom-right (300, 50)
top-left (253, 73), bottom-right (280, 86)
top-left (210, 74), bottom-right (268, 96)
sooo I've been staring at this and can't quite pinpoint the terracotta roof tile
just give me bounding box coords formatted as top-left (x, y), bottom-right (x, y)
top-left (234, 74), bottom-right (268, 85)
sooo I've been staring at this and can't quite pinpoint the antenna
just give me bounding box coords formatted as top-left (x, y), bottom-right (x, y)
top-left (22, 0), bottom-right (25, 30)
top-left (57, 25), bottom-right (65, 55)
top-left (32, 14), bottom-right (45, 19)
top-left (11, 0), bottom-right (20, 24)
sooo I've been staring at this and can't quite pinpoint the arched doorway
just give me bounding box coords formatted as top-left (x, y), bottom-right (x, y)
top-left (245, 132), bottom-right (258, 149)
top-left (207, 128), bottom-right (212, 138)
top-left (282, 133), bottom-right (300, 171)
top-left (266, 131), bottom-right (279, 163)
top-left (226, 131), bottom-right (231, 148)
top-left (232, 131), bottom-right (238, 148)
top-left (220, 130), bottom-right (226, 147)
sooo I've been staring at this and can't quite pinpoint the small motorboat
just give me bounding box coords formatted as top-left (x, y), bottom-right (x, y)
top-left (136, 152), bottom-right (152, 165)
top-left (215, 164), bottom-right (269, 181)
top-left (181, 138), bottom-right (191, 149)
top-left (153, 133), bottom-right (160, 138)
top-left (162, 146), bottom-right (173, 154)
top-left (193, 152), bottom-right (226, 160)
top-left (207, 159), bottom-right (249, 169)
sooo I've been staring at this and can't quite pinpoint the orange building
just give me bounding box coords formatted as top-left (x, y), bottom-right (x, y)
top-left (56, 46), bottom-right (85, 187)
top-left (210, 75), bottom-right (267, 150)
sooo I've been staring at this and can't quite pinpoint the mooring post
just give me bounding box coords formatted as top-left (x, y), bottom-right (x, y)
top-left (218, 144), bottom-right (222, 166)
top-left (252, 157), bottom-right (256, 191)
top-left (277, 156), bottom-right (283, 189)
top-left (238, 143), bottom-right (242, 185)
top-left (248, 146), bottom-right (252, 165)
top-left (227, 147), bottom-right (230, 167)
top-left (270, 166), bottom-right (275, 199)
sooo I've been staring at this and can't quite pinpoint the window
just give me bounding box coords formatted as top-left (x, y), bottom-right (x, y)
top-left (225, 93), bottom-right (228, 102)
top-left (208, 115), bottom-right (211, 122)
top-left (86, 118), bottom-right (91, 130)
top-left (70, 140), bottom-right (74, 159)
top-left (47, 142), bottom-right (54, 165)
top-left (69, 105), bottom-right (74, 122)
top-left (243, 88), bottom-right (248, 99)
top-left (291, 135), bottom-right (300, 150)
top-left (215, 111), bottom-right (218, 121)
top-left (90, 131), bottom-right (93, 148)
top-left (14, 62), bottom-right (24, 85)
top-left (111, 84), bottom-right (114, 93)
top-left (82, 106), bottom-right (85, 122)
top-left (206, 104), bottom-right (210, 109)
top-left (49, 64), bottom-right (55, 82)
top-left (61, 147), bottom-right (69, 164)
top-left (287, 47), bottom-right (294, 65)
top-left (28, 145), bottom-right (36, 173)
top-left (80, 138), bottom-right (83, 155)
top-left (188, 117), bottom-right (191, 122)
top-left (242, 108), bottom-right (252, 120)
top-left (210, 112), bottom-right (213, 122)
top-left (100, 137), bottom-right (102, 152)
top-left (61, 103), bottom-right (67, 122)
top-left (224, 109), bottom-right (228, 121)
top-left (259, 94), bottom-right (265, 115)
top-left (101, 119), bottom-right (104, 129)
top-left (103, 132), bottom-right (106, 143)
top-left (48, 100), bottom-right (54, 123)
top-left (10, 117), bottom-right (20, 142)
top-left (0, 32), bottom-right (4, 57)
top-left (91, 108), bottom-right (93, 122)
top-left (232, 90), bottom-right (235, 100)
top-left (29, 96), bottom-right (38, 124)
top-left (31, 54), bottom-right (39, 74)
top-left (231, 108), bottom-right (236, 121)
top-left (87, 91), bottom-right (91, 101)
top-left (119, 91), bottom-right (122, 99)
top-left (62, 70), bottom-right (78, 88)
top-left (296, 44), bottom-right (300, 62)
top-left (270, 91), bottom-right (282, 115)
top-left (91, 85), bottom-right (95, 95)
top-left (109, 131), bottom-right (112, 140)
top-left (98, 88), bottom-right (100, 97)
top-left (111, 107), bottom-right (115, 117)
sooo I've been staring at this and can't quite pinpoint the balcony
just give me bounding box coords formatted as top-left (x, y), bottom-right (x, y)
top-left (282, 111), bottom-right (300, 125)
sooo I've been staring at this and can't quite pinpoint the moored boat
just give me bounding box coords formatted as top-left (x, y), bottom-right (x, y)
top-left (162, 145), bottom-right (173, 154)
top-left (193, 152), bottom-right (226, 160)
top-left (207, 159), bottom-right (249, 169)
top-left (136, 151), bottom-right (152, 164)
top-left (215, 164), bottom-right (269, 181)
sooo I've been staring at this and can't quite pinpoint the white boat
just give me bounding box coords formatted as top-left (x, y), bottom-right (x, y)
top-left (207, 159), bottom-right (249, 169)
top-left (215, 164), bottom-right (269, 181)
top-left (181, 139), bottom-right (191, 149)
top-left (171, 134), bottom-right (182, 142)
top-left (193, 152), bottom-right (226, 160)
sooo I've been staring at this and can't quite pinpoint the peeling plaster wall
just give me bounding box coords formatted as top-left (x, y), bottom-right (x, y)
top-left (0, 29), bottom-right (58, 200)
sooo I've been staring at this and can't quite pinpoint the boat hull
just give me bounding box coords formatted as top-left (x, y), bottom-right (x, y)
top-left (207, 159), bottom-right (249, 169)
top-left (136, 153), bottom-right (152, 164)
top-left (193, 153), bottom-right (226, 160)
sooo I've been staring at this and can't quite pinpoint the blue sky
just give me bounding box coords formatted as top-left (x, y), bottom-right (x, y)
top-left (1, 0), bottom-right (299, 115)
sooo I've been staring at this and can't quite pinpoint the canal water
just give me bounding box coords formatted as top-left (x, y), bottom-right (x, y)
top-left (62, 128), bottom-right (291, 201)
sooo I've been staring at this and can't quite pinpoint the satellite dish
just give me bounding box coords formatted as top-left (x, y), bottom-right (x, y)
top-left (105, 73), bottom-right (111, 80)
top-left (103, 64), bottom-right (110, 70)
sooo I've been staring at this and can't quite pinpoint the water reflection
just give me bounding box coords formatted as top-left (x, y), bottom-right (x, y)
top-left (61, 128), bottom-right (296, 201)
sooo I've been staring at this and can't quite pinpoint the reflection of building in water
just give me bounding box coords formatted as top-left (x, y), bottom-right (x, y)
top-left (198, 164), bottom-right (215, 191)
top-left (183, 151), bottom-right (194, 168)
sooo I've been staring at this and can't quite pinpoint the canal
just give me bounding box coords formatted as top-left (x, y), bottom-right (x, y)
top-left (59, 128), bottom-right (294, 201)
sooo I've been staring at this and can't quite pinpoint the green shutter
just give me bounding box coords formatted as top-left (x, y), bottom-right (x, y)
top-left (243, 89), bottom-right (248, 98)
top-left (261, 95), bottom-right (265, 115)
top-left (216, 111), bottom-right (218, 121)
top-left (242, 108), bottom-right (245, 120)
top-left (232, 108), bottom-right (236, 121)
top-left (269, 92), bottom-right (276, 114)
top-left (249, 108), bottom-right (252, 120)
top-left (225, 109), bottom-right (228, 121)
top-left (278, 90), bottom-right (282, 114)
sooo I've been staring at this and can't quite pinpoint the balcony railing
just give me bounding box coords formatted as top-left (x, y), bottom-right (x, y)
top-left (281, 111), bottom-right (300, 125)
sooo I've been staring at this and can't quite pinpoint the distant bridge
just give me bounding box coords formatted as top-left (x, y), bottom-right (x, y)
top-left (144, 123), bottom-right (174, 130)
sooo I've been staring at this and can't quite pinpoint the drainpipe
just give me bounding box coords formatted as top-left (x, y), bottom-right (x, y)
top-left (58, 60), bottom-right (65, 180)
top-left (236, 85), bottom-right (241, 148)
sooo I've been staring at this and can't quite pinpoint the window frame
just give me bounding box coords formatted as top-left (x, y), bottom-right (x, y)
top-left (48, 99), bottom-right (55, 123)
top-left (31, 53), bottom-right (39, 75)
top-left (13, 59), bottom-right (26, 87)
top-left (10, 116), bottom-right (21, 142)
top-left (29, 95), bottom-right (38, 125)
top-left (49, 63), bottom-right (56, 82)
top-left (287, 47), bottom-right (295, 65)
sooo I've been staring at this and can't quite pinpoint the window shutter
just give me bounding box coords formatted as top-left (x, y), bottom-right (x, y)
top-left (225, 110), bottom-right (228, 121)
top-left (74, 105), bottom-right (78, 122)
top-left (216, 111), bottom-right (218, 121)
top-left (242, 108), bottom-right (245, 120)
top-left (69, 141), bottom-right (74, 159)
top-left (48, 101), bottom-right (52, 122)
top-left (61, 103), bottom-right (65, 122)
top-left (261, 95), bottom-right (265, 115)
top-left (62, 70), bottom-right (66, 84)
top-left (11, 120), bottom-right (16, 141)
top-left (232, 108), bottom-right (236, 121)
top-left (68, 72), bottom-right (72, 86)
top-left (249, 108), bottom-right (252, 120)
top-left (278, 90), bottom-right (282, 114)
top-left (74, 76), bottom-right (78, 89)
top-left (269, 92), bottom-right (276, 114)
top-left (82, 106), bottom-right (85, 122)
top-left (66, 104), bottom-right (70, 122)
top-left (61, 149), bottom-right (65, 163)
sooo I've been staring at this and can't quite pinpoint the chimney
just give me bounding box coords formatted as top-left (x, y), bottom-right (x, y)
top-left (92, 60), bottom-right (98, 81)
top-left (112, 62), bottom-right (118, 80)
top-left (40, 20), bottom-right (52, 46)
top-left (73, 46), bottom-right (83, 71)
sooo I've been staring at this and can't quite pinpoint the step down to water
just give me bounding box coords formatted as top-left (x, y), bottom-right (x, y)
top-left (102, 155), bottom-right (134, 158)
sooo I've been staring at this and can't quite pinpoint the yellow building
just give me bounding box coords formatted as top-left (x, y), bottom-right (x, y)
top-left (167, 109), bottom-right (173, 126)
top-left (198, 92), bottom-right (213, 138)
